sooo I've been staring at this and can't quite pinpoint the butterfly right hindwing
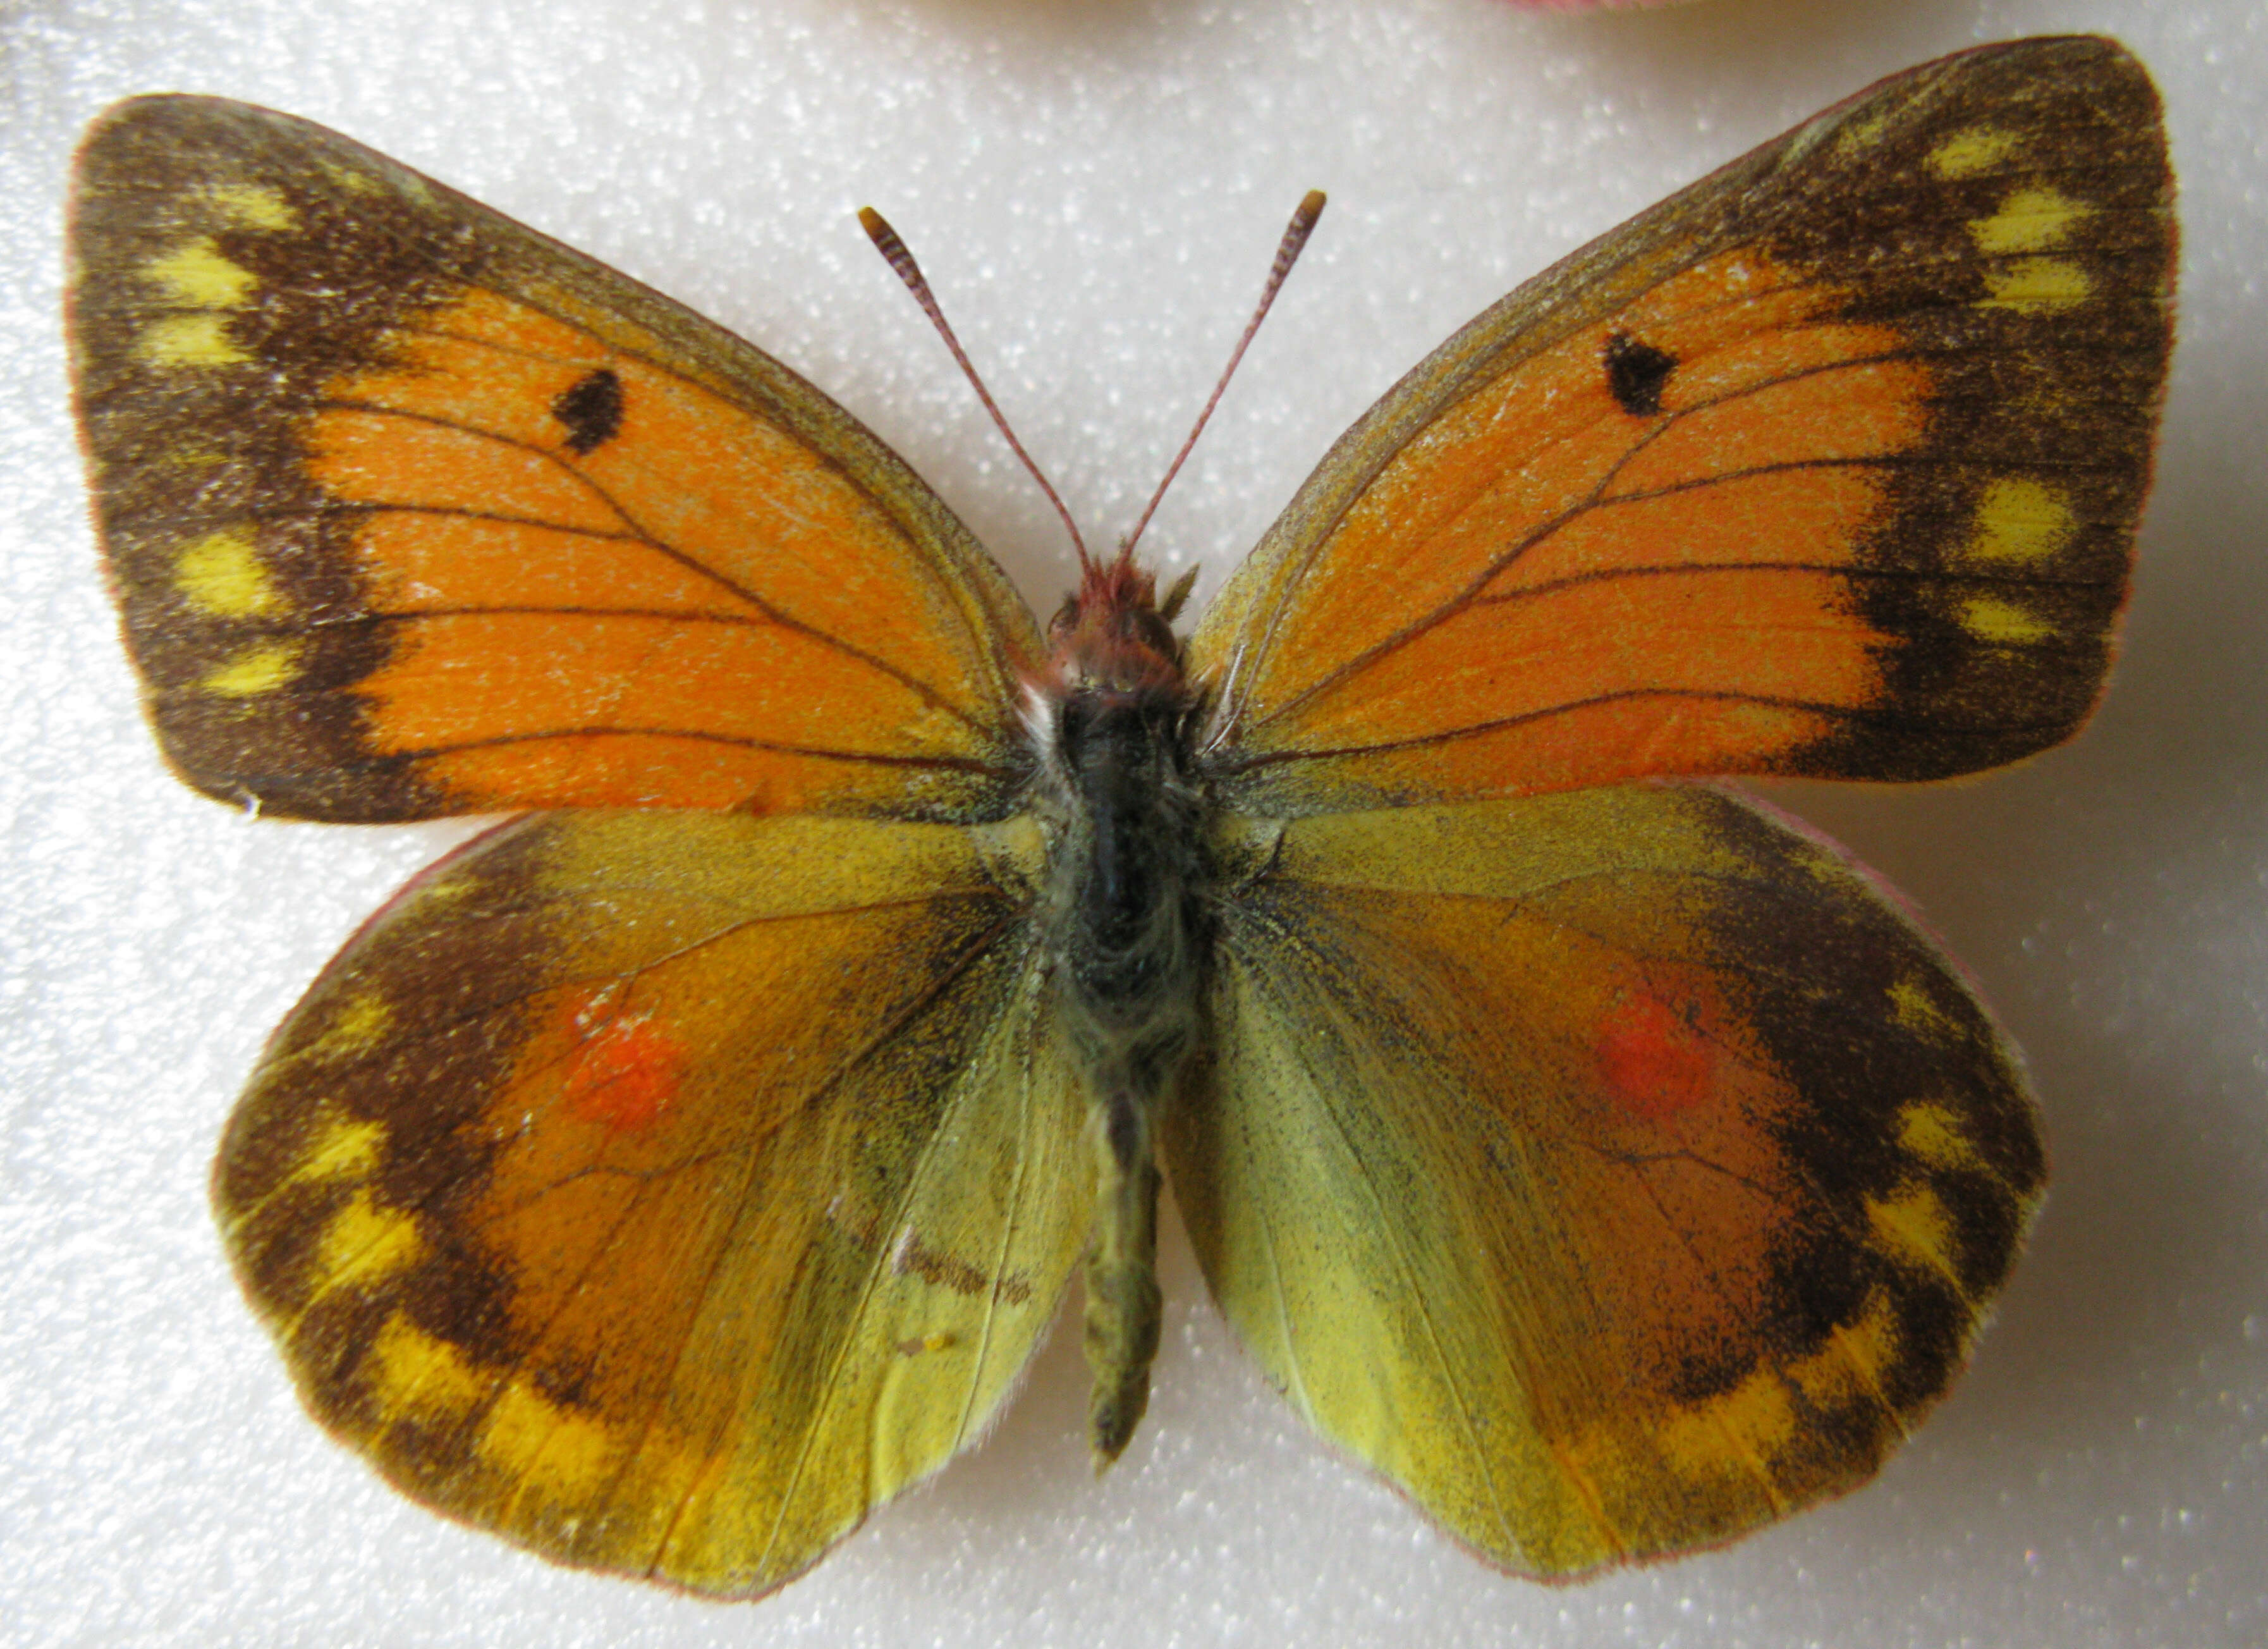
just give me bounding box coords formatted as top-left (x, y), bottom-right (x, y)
top-left (1174, 785), bottom-right (2043, 1577)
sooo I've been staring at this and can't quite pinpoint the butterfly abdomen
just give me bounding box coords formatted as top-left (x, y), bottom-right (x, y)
top-left (1034, 562), bottom-right (1213, 1466)
top-left (1039, 684), bottom-right (1211, 1466)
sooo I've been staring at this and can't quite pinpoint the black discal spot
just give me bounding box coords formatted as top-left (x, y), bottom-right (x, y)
top-left (552, 368), bottom-right (625, 454)
top-left (1604, 333), bottom-right (1676, 417)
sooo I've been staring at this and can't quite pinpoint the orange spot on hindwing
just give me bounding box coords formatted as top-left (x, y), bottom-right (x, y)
top-left (1595, 992), bottom-right (1715, 1120)
top-left (556, 990), bottom-right (687, 1132)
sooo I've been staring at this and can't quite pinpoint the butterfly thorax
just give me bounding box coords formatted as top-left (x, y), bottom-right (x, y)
top-left (1033, 556), bottom-right (1211, 1465)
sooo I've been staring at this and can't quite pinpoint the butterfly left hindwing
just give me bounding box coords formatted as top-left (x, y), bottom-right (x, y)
top-left (217, 809), bottom-right (1088, 1598)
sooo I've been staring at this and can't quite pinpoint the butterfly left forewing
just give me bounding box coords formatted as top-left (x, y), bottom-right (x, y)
top-left (1191, 36), bottom-right (2174, 816)
top-left (1172, 785), bottom-right (2042, 1576)
top-left (70, 96), bottom-right (1040, 824)
top-left (216, 809), bottom-right (1089, 1596)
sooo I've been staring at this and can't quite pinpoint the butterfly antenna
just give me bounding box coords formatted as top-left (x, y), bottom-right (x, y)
top-left (860, 207), bottom-right (1093, 569)
top-left (1119, 190), bottom-right (1327, 565)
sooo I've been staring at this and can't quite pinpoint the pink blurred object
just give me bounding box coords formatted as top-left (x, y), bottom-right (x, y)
top-left (1501, 1), bottom-right (1704, 10)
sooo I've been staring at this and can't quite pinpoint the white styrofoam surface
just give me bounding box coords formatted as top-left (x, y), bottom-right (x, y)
top-left (2, 1), bottom-right (2262, 1643)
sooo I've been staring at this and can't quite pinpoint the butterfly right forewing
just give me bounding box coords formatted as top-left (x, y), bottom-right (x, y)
top-left (1190, 36), bottom-right (2174, 818)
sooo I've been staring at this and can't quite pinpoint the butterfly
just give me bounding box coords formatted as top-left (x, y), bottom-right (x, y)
top-left (67, 35), bottom-right (2173, 1598)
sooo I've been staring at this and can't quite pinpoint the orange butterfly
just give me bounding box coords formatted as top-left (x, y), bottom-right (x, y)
top-left (68, 35), bottom-right (2174, 1597)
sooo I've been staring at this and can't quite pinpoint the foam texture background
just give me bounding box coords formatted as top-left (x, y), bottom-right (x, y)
top-left (3, 1), bottom-right (2263, 1643)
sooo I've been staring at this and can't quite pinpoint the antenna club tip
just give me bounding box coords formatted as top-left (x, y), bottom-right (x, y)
top-left (1298, 189), bottom-right (1327, 219)
top-left (857, 205), bottom-right (891, 238)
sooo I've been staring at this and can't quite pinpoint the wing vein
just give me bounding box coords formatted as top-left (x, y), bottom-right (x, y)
top-left (1220, 916), bottom-right (1622, 1562)
top-left (370, 275), bottom-right (1023, 706)
top-left (747, 913), bottom-right (1029, 1577)
top-left (1210, 686), bottom-right (2083, 775)
top-left (1222, 320), bottom-right (2147, 747)
top-left (314, 396), bottom-right (994, 737)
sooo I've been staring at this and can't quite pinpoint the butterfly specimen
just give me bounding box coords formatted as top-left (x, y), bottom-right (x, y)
top-left (68, 35), bottom-right (2173, 1597)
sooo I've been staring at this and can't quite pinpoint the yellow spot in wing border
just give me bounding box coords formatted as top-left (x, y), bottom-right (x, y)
top-left (1980, 261), bottom-right (2092, 314)
top-left (144, 238), bottom-right (257, 308)
top-left (203, 183), bottom-right (296, 231)
top-left (1778, 1289), bottom-right (1901, 1436)
top-left (1898, 1102), bottom-right (1989, 1176)
top-left (140, 313), bottom-right (248, 367)
top-left (1929, 128), bottom-right (2021, 179)
top-left (259, 994), bottom-right (394, 1091)
top-left (482, 1382), bottom-right (619, 1504)
top-left (1819, 1289), bottom-right (1900, 1413)
top-left (1819, 105), bottom-right (1895, 164)
top-left (1968, 477), bottom-right (2076, 564)
top-left (1655, 1290), bottom-right (1906, 1488)
top-left (1867, 1186), bottom-right (1968, 1296)
top-left (295, 1108), bottom-right (386, 1184)
top-left (1970, 187), bottom-right (2094, 256)
top-left (1887, 977), bottom-right (1956, 1037)
top-left (315, 1189), bottom-right (424, 1295)
top-left (201, 640), bottom-right (303, 699)
top-left (156, 443), bottom-right (229, 475)
top-left (369, 1312), bottom-right (491, 1418)
top-left (322, 991), bottom-right (394, 1054)
top-left (1960, 596), bottom-right (2056, 647)
top-left (175, 527), bottom-right (281, 618)
top-left (1655, 1360), bottom-right (1798, 1484)
top-left (319, 160), bottom-right (381, 196)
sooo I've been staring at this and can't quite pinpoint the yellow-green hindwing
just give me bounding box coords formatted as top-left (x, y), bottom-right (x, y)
top-left (214, 811), bottom-right (1090, 1597)
top-left (1172, 786), bottom-right (2042, 1576)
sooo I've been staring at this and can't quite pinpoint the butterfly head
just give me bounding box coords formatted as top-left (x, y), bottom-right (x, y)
top-left (1042, 552), bottom-right (1192, 697)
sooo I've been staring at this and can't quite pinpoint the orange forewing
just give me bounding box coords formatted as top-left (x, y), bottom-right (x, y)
top-left (1192, 37), bottom-right (2173, 816)
top-left (69, 97), bottom-right (1039, 823)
